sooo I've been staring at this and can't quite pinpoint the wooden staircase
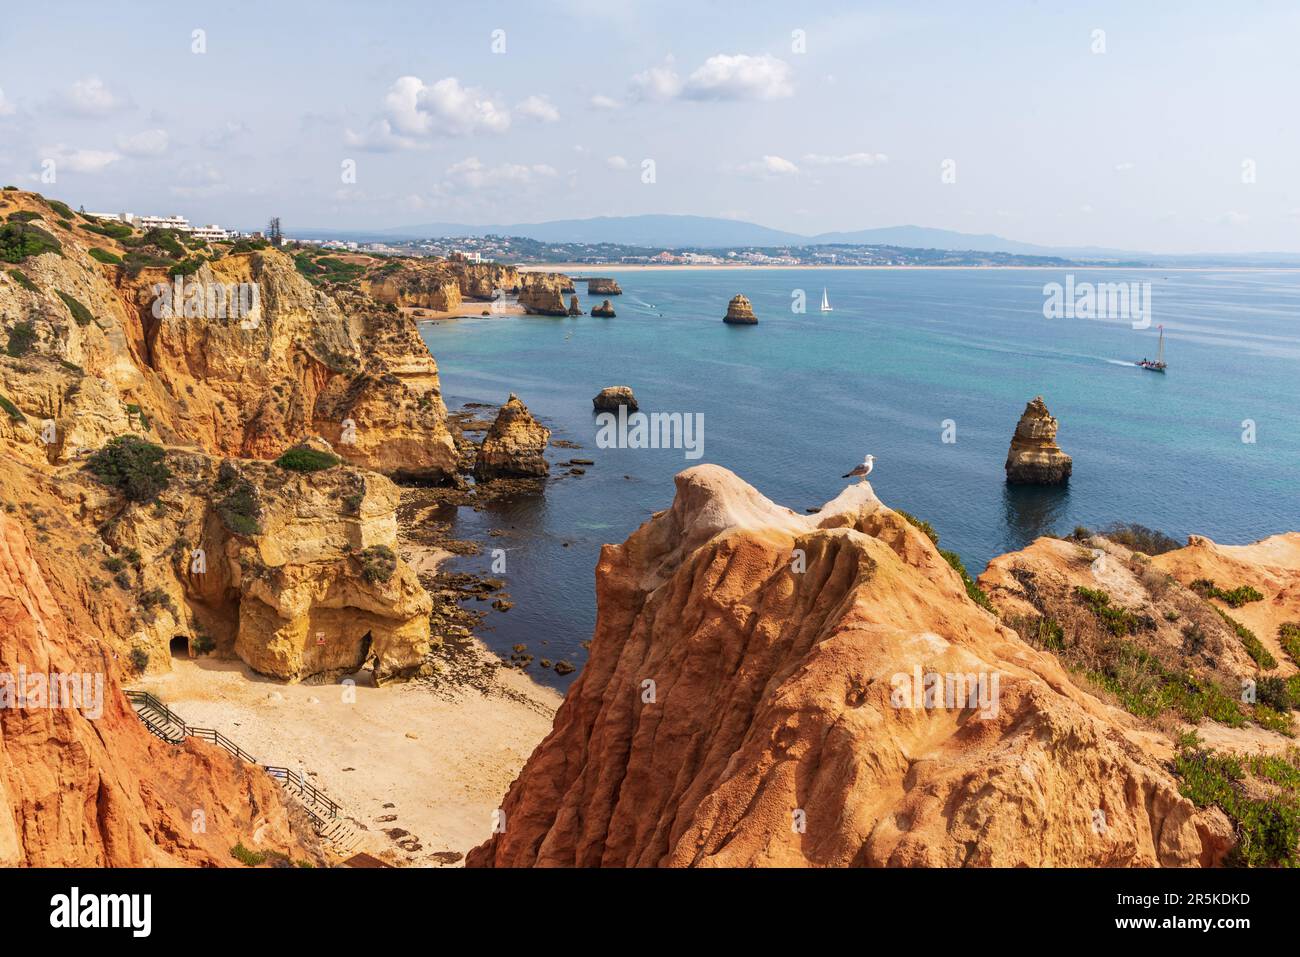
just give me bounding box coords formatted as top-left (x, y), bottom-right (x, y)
top-left (125, 689), bottom-right (362, 854)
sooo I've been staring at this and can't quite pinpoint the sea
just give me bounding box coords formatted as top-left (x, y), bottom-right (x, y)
top-left (420, 268), bottom-right (1300, 690)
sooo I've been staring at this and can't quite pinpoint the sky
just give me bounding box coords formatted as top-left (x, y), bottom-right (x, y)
top-left (1, 0), bottom-right (1297, 252)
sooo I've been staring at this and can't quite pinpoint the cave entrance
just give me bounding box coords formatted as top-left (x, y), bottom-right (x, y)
top-left (169, 636), bottom-right (190, 659)
top-left (356, 631), bottom-right (374, 671)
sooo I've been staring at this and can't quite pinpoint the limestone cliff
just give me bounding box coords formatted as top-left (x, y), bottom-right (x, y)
top-left (468, 466), bottom-right (1231, 867)
top-left (723, 294), bottom-right (758, 324)
top-left (519, 273), bottom-right (573, 316)
top-left (474, 394), bottom-right (550, 480)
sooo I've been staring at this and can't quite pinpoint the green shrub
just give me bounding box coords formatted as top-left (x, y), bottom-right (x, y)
top-left (275, 446), bottom-right (340, 473)
top-left (1279, 623), bottom-right (1300, 665)
top-left (1253, 704), bottom-right (1294, 736)
top-left (940, 548), bottom-right (994, 611)
top-left (1192, 578), bottom-right (1265, 608)
top-left (138, 587), bottom-right (177, 617)
top-left (84, 220), bottom-right (133, 240)
top-left (896, 510), bottom-right (938, 545)
top-left (5, 320), bottom-right (35, 357)
top-left (55, 290), bottom-right (94, 326)
top-left (87, 246), bottom-right (122, 265)
top-left (0, 222), bottom-right (62, 262)
top-left (86, 435), bottom-right (172, 503)
top-left (230, 842), bottom-right (267, 867)
top-left (101, 557), bottom-right (127, 574)
top-left (7, 269), bottom-right (37, 291)
top-left (216, 476), bottom-right (261, 536)
top-left (0, 394), bottom-right (22, 421)
top-left (192, 633), bottom-right (216, 655)
top-left (47, 200), bottom-right (74, 219)
top-left (358, 544), bottom-right (397, 584)
top-left (129, 647), bottom-right (149, 673)
top-left (1075, 586), bottom-right (1141, 636)
top-left (167, 256), bottom-right (205, 277)
top-left (1257, 675), bottom-right (1297, 714)
top-left (6, 210), bottom-right (40, 223)
top-left (1098, 522), bottom-right (1181, 555)
top-left (1215, 607), bottom-right (1277, 670)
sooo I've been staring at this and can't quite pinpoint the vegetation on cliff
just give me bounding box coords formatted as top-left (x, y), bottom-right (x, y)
top-left (86, 435), bottom-right (173, 503)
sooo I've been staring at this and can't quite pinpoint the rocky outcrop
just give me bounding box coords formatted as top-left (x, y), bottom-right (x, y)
top-left (566, 296), bottom-right (582, 316)
top-left (1005, 396), bottom-right (1071, 484)
top-left (586, 278), bottom-right (622, 296)
top-left (362, 269), bottom-right (462, 312)
top-left (519, 274), bottom-right (573, 316)
top-left (593, 386), bottom-right (638, 412)
top-left (723, 294), bottom-right (758, 324)
top-left (474, 394), bottom-right (550, 480)
top-left (0, 508), bottom-right (321, 866)
top-left (591, 300), bottom-right (616, 318)
top-left (468, 465), bottom-right (1233, 868)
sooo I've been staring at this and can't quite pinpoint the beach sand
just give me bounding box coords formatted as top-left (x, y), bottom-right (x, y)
top-left (134, 651), bottom-right (560, 867)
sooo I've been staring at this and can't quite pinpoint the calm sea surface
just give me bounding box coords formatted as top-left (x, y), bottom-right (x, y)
top-left (421, 268), bottom-right (1300, 689)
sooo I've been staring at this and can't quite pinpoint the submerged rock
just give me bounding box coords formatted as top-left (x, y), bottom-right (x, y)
top-left (1005, 396), bottom-right (1072, 484)
top-left (593, 386), bottom-right (638, 412)
top-left (474, 394), bottom-right (550, 480)
top-left (591, 299), bottom-right (616, 318)
top-left (723, 294), bottom-right (757, 324)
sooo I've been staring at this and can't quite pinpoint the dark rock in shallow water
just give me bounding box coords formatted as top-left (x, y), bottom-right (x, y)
top-left (591, 299), bottom-right (616, 317)
top-left (593, 385), bottom-right (638, 412)
top-left (1005, 396), bottom-right (1072, 484)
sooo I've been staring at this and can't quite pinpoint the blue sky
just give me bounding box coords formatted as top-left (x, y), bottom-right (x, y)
top-left (1, 0), bottom-right (1296, 251)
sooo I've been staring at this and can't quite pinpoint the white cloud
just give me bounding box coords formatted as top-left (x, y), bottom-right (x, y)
top-left (41, 145), bottom-right (121, 173)
top-left (605, 155), bottom-right (629, 170)
top-left (201, 121), bottom-right (251, 150)
top-left (630, 57), bottom-right (684, 101)
top-left (1114, 161), bottom-right (1135, 171)
top-left (516, 94), bottom-right (559, 123)
top-left (349, 76), bottom-right (510, 150)
top-left (683, 54), bottom-right (793, 100)
top-left (802, 152), bottom-right (888, 167)
top-left (115, 129), bottom-right (169, 156)
top-left (443, 157), bottom-right (557, 190)
top-left (589, 94), bottom-right (623, 110)
top-left (738, 155), bottom-right (799, 177)
top-left (62, 76), bottom-right (125, 115)
top-left (0, 88), bottom-right (14, 116)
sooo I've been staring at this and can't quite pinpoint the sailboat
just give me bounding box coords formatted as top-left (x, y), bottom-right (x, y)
top-left (820, 288), bottom-right (832, 312)
top-left (1136, 324), bottom-right (1167, 373)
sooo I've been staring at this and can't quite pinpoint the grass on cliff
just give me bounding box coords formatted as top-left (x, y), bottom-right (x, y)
top-left (87, 246), bottom-right (123, 265)
top-left (86, 435), bottom-right (172, 503)
top-left (55, 290), bottom-right (94, 327)
top-left (896, 509), bottom-right (995, 612)
top-left (0, 394), bottom-right (22, 421)
top-left (1280, 623), bottom-right (1300, 665)
top-left (1192, 578), bottom-right (1265, 608)
top-left (0, 221), bottom-right (62, 262)
top-left (7, 268), bottom-right (38, 291)
top-left (1173, 744), bottom-right (1300, 867)
top-left (294, 250), bottom-right (366, 287)
top-left (358, 544), bottom-right (397, 584)
top-left (5, 320), bottom-right (35, 357)
top-left (1214, 606), bottom-right (1277, 671)
top-left (214, 464), bottom-right (262, 536)
top-left (275, 446), bottom-right (341, 473)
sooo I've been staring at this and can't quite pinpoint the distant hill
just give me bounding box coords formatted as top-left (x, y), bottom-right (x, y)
top-left (298, 213), bottom-right (1300, 266)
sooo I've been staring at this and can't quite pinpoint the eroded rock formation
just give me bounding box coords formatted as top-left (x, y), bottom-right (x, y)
top-left (519, 274), bottom-right (573, 316)
top-left (723, 294), bottom-right (758, 324)
top-left (586, 278), bottom-right (622, 295)
top-left (468, 465), bottom-right (1233, 867)
top-left (591, 299), bottom-right (616, 318)
top-left (474, 394), bottom-right (550, 480)
top-left (1005, 396), bottom-right (1072, 484)
top-left (593, 386), bottom-right (638, 412)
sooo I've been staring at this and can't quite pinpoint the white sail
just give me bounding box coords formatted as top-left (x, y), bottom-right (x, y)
top-left (820, 288), bottom-right (832, 312)
top-left (1156, 325), bottom-right (1165, 364)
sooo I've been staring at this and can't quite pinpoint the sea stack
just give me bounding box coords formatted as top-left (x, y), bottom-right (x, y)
top-left (591, 299), bottom-right (616, 317)
top-left (567, 295), bottom-right (583, 316)
top-left (1005, 396), bottom-right (1072, 484)
top-left (593, 386), bottom-right (638, 412)
top-left (587, 278), bottom-right (622, 295)
top-left (724, 294), bottom-right (758, 324)
top-left (474, 394), bottom-right (551, 480)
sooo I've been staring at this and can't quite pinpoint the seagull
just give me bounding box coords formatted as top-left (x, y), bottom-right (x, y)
top-left (843, 454), bottom-right (874, 482)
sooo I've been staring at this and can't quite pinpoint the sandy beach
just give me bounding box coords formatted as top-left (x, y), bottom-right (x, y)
top-left (133, 652), bottom-right (560, 867)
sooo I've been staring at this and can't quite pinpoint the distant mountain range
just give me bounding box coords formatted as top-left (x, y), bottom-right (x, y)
top-left (293, 214), bottom-right (1300, 266)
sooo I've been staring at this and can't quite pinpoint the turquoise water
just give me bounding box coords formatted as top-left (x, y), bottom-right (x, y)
top-left (421, 268), bottom-right (1300, 689)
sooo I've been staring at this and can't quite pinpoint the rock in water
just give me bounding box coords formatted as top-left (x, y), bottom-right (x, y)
top-left (723, 294), bottom-right (758, 324)
top-left (591, 299), bottom-right (616, 318)
top-left (474, 394), bottom-right (551, 480)
top-left (593, 386), bottom-right (638, 412)
top-left (586, 278), bottom-right (622, 295)
top-left (567, 295), bottom-right (583, 316)
top-left (466, 465), bottom-right (1232, 868)
top-left (1005, 396), bottom-right (1072, 484)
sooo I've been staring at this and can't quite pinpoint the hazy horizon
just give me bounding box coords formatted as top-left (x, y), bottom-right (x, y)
top-left (2, 0), bottom-right (1298, 253)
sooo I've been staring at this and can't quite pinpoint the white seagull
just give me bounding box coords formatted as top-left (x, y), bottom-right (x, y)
top-left (843, 454), bottom-right (874, 482)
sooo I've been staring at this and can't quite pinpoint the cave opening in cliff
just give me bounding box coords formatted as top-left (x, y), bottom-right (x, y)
top-left (169, 636), bottom-right (189, 659)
